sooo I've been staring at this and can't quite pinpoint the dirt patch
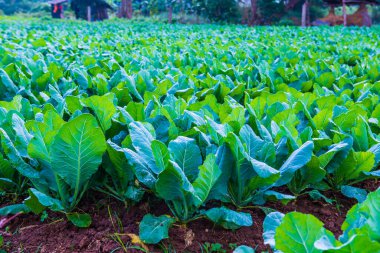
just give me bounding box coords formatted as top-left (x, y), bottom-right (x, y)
top-left (1, 180), bottom-right (379, 253)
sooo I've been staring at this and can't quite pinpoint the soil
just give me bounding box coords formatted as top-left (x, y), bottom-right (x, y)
top-left (1, 179), bottom-right (379, 253)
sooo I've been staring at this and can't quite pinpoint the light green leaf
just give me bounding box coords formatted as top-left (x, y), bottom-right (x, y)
top-left (51, 114), bottom-right (106, 193)
top-left (192, 154), bottom-right (221, 207)
top-left (205, 207), bottom-right (253, 230)
top-left (168, 136), bottom-right (202, 182)
top-left (233, 245), bottom-right (255, 253)
top-left (263, 212), bottom-right (284, 249)
top-left (335, 151), bottom-right (375, 185)
top-left (315, 235), bottom-right (380, 253)
top-left (27, 121), bottom-right (53, 169)
top-left (275, 212), bottom-right (335, 253)
top-left (81, 93), bottom-right (116, 132)
top-left (151, 140), bottom-right (170, 172)
top-left (342, 188), bottom-right (380, 242)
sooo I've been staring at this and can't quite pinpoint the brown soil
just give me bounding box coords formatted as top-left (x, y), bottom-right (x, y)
top-left (1, 180), bottom-right (379, 253)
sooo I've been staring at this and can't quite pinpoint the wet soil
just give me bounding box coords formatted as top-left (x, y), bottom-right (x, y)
top-left (1, 180), bottom-right (379, 253)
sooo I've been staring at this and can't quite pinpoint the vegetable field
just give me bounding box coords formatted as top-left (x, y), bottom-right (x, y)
top-left (0, 19), bottom-right (380, 252)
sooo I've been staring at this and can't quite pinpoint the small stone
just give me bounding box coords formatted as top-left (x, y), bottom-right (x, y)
top-left (320, 209), bottom-right (331, 216)
top-left (185, 229), bottom-right (195, 248)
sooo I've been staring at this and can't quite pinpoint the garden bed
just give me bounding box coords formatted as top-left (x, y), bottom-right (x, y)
top-left (2, 179), bottom-right (379, 253)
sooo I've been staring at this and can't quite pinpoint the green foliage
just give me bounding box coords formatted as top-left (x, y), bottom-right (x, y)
top-left (0, 0), bottom-right (49, 16)
top-left (262, 188), bottom-right (380, 252)
top-left (233, 245), bottom-right (255, 253)
top-left (0, 19), bottom-right (379, 243)
top-left (3, 0), bottom-right (371, 25)
top-left (204, 207), bottom-right (253, 230)
top-left (139, 214), bottom-right (175, 244)
top-left (66, 212), bottom-right (92, 228)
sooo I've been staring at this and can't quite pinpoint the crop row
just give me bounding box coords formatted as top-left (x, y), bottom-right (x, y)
top-left (0, 21), bottom-right (380, 251)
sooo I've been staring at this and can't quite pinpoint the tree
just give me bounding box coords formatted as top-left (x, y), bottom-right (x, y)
top-left (118, 0), bottom-right (133, 19)
top-left (166, 0), bottom-right (176, 23)
top-left (250, 0), bottom-right (258, 25)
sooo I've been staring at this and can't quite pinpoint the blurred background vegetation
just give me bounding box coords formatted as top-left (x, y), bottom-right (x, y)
top-left (0, 0), bottom-right (379, 25)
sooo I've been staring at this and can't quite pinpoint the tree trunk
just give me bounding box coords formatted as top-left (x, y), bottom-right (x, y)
top-left (343, 0), bottom-right (347, 26)
top-left (301, 0), bottom-right (309, 27)
top-left (249, 0), bottom-right (258, 26)
top-left (168, 5), bottom-right (173, 24)
top-left (87, 6), bottom-right (91, 22)
top-left (119, 0), bottom-right (133, 19)
top-left (127, 0), bottom-right (133, 19)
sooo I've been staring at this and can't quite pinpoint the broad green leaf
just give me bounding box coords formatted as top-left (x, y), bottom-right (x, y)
top-left (25, 188), bottom-right (64, 214)
top-left (335, 151), bottom-right (375, 185)
top-left (208, 144), bottom-right (234, 201)
top-left (105, 141), bottom-right (134, 185)
top-left (124, 149), bottom-right (157, 189)
top-left (316, 72), bottom-right (335, 88)
top-left (0, 129), bottom-right (39, 179)
top-left (192, 154), bottom-right (221, 207)
top-left (168, 136), bottom-right (202, 182)
top-left (275, 212), bottom-right (335, 253)
top-left (51, 114), bottom-right (106, 193)
top-left (369, 143), bottom-right (380, 166)
top-left (66, 213), bottom-right (92, 228)
top-left (233, 246), bottom-right (255, 253)
top-left (0, 204), bottom-right (30, 216)
top-left (65, 96), bottom-right (83, 114)
top-left (342, 188), bottom-right (380, 242)
top-left (0, 69), bottom-right (18, 96)
top-left (263, 211), bottom-right (284, 249)
top-left (0, 96), bottom-right (22, 112)
top-left (264, 191), bottom-right (295, 204)
top-left (205, 207), bottom-right (253, 230)
top-left (248, 158), bottom-right (280, 182)
top-left (315, 235), bottom-right (380, 253)
top-left (43, 109), bottom-right (65, 132)
top-left (341, 186), bottom-right (367, 203)
top-left (81, 93), bottom-right (117, 132)
top-left (139, 214), bottom-right (175, 244)
top-left (27, 121), bottom-right (53, 168)
top-left (156, 163), bottom-right (193, 201)
top-left (128, 122), bottom-right (159, 174)
top-left (313, 109), bottom-right (332, 130)
top-left (308, 190), bottom-right (334, 204)
top-left (351, 118), bottom-right (369, 151)
top-left (275, 141), bottom-right (314, 186)
top-left (11, 113), bottom-right (32, 157)
top-left (151, 140), bottom-right (170, 172)
top-left (239, 125), bottom-right (276, 165)
top-left (321, 138), bottom-right (353, 173)
top-left (0, 154), bottom-right (13, 180)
